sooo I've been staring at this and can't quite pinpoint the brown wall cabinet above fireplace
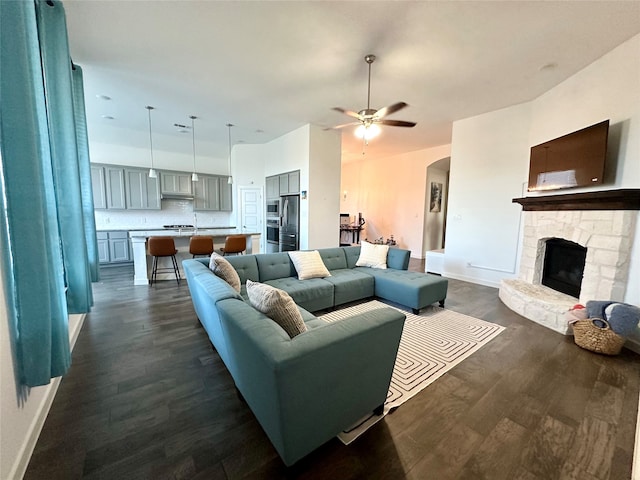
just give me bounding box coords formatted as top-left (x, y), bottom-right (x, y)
top-left (512, 189), bottom-right (640, 211)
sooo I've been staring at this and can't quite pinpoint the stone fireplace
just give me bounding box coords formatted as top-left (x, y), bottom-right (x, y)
top-left (499, 189), bottom-right (639, 334)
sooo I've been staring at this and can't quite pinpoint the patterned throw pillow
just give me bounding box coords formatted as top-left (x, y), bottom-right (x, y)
top-left (209, 252), bottom-right (241, 292)
top-left (355, 240), bottom-right (389, 269)
top-left (246, 280), bottom-right (307, 338)
top-left (288, 250), bottom-right (331, 280)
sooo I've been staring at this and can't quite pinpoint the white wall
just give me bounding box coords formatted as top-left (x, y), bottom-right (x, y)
top-left (234, 124), bottom-right (341, 251)
top-left (445, 33), bottom-right (640, 297)
top-left (307, 125), bottom-right (342, 249)
top-left (340, 144), bottom-right (452, 257)
top-left (446, 102), bottom-right (532, 286)
top-left (89, 131), bottom-right (230, 176)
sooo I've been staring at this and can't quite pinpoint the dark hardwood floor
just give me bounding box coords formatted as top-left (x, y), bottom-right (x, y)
top-left (24, 260), bottom-right (640, 479)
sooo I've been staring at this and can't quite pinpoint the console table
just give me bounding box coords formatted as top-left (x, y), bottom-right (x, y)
top-left (339, 225), bottom-right (362, 246)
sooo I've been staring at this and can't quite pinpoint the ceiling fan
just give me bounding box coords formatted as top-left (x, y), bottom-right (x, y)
top-left (330, 54), bottom-right (416, 142)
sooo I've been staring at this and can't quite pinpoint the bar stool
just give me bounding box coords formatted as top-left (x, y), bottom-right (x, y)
top-left (148, 236), bottom-right (180, 286)
top-left (189, 235), bottom-right (214, 258)
top-left (220, 234), bottom-right (246, 256)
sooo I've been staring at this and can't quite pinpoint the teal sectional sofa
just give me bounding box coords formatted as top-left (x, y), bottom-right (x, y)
top-left (182, 246), bottom-right (448, 466)
top-left (227, 246), bottom-right (448, 314)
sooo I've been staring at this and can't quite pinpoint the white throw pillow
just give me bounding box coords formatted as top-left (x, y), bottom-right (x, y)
top-left (246, 280), bottom-right (307, 338)
top-left (208, 252), bottom-right (241, 292)
top-left (355, 240), bottom-right (389, 269)
top-left (288, 250), bottom-right (331, 280)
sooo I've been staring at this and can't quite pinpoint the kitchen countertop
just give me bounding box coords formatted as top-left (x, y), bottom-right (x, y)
top-left (97, 226), bottom-right (238, 232)
top-left (128, 229), bottom-right (260, 238)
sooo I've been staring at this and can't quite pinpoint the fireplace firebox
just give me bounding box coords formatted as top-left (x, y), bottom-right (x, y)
top-left (541, 238), bottom-right (587, 298)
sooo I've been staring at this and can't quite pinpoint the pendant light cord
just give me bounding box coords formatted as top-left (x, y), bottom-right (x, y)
top-left (190, 115), bottom-right (197, 171)
top-left (146, 106), bottom-right (155, 168)
top-left (227, 123), bottom-right (233, 176)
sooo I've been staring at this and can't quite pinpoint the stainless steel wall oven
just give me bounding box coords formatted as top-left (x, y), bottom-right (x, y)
top-left (266, 218), bottom-right (280, 253)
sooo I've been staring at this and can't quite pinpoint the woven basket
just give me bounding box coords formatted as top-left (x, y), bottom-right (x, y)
top-left (571, 318), bottom-right (625, 355)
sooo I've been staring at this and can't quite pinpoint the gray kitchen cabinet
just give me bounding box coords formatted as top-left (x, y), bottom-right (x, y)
top-left (277, 170), bottom-right (300, 196)
top-left (193, 174), bottom-right (231, 211)
top-left (266, 175), bottom-right (279, 200)
top-left (105, 166), bottom-right (126, 209)
top-left (96, 232), bottom-right (109, 263)
top-left (287, 170), bottom-right (300, 194)
top-left (125, 168), bottom-right (160, 210)
top-left (91, 165), bottom-right (107, 210)
top-left (219, 178), bottom-right (232, 211)
top-left (98, 231), bottom-right (131, 264)
top-left (161, 172), bottom-right (192, 196)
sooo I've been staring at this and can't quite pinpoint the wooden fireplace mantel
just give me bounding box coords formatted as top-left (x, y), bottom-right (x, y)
top-left (512, 189), bottom-right (640, 211)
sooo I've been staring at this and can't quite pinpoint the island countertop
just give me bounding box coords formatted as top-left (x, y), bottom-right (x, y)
top-left (98, 226), bottom-right (238, 232)
top-left (129, 229), bottom-right (260, 238)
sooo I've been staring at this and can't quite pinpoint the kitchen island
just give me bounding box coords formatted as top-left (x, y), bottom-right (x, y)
top-left (129, 229), bottom-right (261, 285)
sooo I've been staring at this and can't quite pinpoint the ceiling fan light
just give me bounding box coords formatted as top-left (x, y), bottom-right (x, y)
top-left (355, 123), bottom-right (380, 140)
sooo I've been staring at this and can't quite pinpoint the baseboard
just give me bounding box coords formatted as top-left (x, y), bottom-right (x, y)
top-left (634, 391), bottom-right (640, 480)
top-left (441, 271), bottom-right (501, 289)
top-left (9, 313), bottom-right (85, 480)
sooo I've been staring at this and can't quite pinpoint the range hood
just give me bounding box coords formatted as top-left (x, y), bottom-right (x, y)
top-left (160, 193), bottom-right (194, 200)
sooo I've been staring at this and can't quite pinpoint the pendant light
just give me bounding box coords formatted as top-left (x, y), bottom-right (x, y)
top-left (190, 115), bottom-right (199, 182)
top-left (226, 123), bottom-right (234, 184)
top-left (146, 106), bottom-right (157, 178)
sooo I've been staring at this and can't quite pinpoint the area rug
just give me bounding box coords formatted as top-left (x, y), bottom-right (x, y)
top-left (320, 300), bottom-right (505, 444)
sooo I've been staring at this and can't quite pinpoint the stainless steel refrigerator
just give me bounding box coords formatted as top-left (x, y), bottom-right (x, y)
top-left (279, 195), bottom-right (299, 252)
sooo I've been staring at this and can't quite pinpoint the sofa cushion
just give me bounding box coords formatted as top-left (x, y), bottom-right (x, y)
top-left (226, 255), bottom-right (260, 285)
top-left (359, 268), bottom-right (448, 310)
top-left (265, 277), bottom-right (334, 312)
top-left (246, 280), bottom-right (307, 338)
top-left (387, 248), bottom-right (411, 270)
top-left (318, 248), bottom-right (348, 271)
top-left (343, 246), bottom-right (362, 269)
top-left (356, 241), bottom-right (389, 269)
top-left (209, 252), bottom-right (241, 292)
top-left (256, 252), bottom-right (297, 282)
top-left (323, 269), bottom-right (375, 306)
top-left (288, 250), bottom-right (331, 280)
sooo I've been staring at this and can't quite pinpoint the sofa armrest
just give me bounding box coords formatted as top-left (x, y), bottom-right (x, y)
top-left (216, 299), bottom-right (405, 465)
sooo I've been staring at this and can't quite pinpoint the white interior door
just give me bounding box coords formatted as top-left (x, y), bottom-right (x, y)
top-left (239, 186), bottom-right (263, 252)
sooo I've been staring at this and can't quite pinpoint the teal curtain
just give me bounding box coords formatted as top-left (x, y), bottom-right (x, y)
top-left (0, 0), bottom-right (96, 386)
top-left (36, 0), bottom-right (93, 313)
top-left (0, 0), bottom-right (70, 386)
top-left (72, 65), bottom-right (100, 283)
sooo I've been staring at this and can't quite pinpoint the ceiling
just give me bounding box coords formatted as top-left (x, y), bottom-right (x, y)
top-left (63, 1), bottom-right (640, 165)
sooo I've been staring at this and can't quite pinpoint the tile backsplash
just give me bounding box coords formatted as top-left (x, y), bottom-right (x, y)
top-left (94, 199), bottom-right (234, 230)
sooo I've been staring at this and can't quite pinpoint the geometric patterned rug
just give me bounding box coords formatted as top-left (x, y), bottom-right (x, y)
top-left (320, 300), bottom-right (505, 444)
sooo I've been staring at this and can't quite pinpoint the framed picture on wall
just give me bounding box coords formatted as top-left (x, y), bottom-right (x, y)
top-left (430, 182), bottom-right (443, 212)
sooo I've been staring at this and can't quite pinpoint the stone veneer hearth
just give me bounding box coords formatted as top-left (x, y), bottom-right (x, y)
top-left (499, 190), bottom-right (639, 335)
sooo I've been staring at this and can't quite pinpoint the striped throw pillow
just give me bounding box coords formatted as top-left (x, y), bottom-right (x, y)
top-left (209, 252), bottom-right (241, 292)
top-left (246, 280), bottom-right (307, 338)
top-left (288, 250), bottom-right (331, 280)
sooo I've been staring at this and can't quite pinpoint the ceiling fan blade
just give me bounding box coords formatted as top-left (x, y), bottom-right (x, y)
top-left (325, 121), bottom-right (361, 130)
top-left (375, 102), bottom-right (409, 119)
top-left (379, 119), bottom-right (417, 128)
top-left (332, 107), bottom-right (362, 120)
